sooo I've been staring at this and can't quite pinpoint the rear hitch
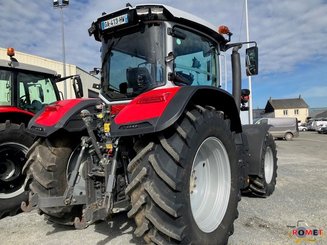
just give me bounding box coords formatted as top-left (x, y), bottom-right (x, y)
top-left (74, 217), bottom-right (88, 229)
top-left (71, 110), bottom-right (120, 228)
top-left (81, 109), bottom-right (104, 162)
top-left (63, 136), bottom-right (89, 205)
top-left (73, 145), bottom-right (120, 229)
top-left (21, 192), bottom-right (39, 212)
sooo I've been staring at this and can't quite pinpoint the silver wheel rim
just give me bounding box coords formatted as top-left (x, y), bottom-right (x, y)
top-left (0, 142), bottom-right (28, 199)
top-left (264, 147), bottom-right (274, 184)
top-left (286, 133), bottom-right (292, 140)
top-left (190, 137), bottom-right (231, 233)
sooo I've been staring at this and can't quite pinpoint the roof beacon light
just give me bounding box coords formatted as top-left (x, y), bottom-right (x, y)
top-left (218, 25), bottom-right (231, 35)
top-left (7, 47), bottom-right (15, 57)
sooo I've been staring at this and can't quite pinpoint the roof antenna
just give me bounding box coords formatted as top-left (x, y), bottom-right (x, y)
top-left (126, 3), bottom-right (132, 8)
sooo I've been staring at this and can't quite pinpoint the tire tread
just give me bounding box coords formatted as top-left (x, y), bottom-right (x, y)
top-left (127, 105), bottom-right (240, 244)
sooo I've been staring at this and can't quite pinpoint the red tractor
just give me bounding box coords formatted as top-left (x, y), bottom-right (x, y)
top-left (23, 4), bottom-right (277, 244)
top-left (0, 48), bottom-right (83, 218)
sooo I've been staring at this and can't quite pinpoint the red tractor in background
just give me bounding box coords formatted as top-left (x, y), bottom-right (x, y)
top-left (0, 48), bottom-right (83, 218)
top-left (23, 4), bottom-right (277, 244)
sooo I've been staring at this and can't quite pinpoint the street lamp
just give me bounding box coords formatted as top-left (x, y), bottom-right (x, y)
top-left (53, 0), bottom-right (69, 99)
top-left (245, 0), bottom-right (253, 124)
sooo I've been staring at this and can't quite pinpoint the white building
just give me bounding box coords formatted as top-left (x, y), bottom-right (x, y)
top-left (0, 47), bottom-right (99, 99)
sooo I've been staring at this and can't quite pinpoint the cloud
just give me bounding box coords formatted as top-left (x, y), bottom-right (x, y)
top-left (0, 0), bottom-right (326, 108)
top-left (2, 0), bottom-right (326, 73)
top-left (249, 0), bottom-right (327, 74)
top-left (287, 86), bottom-right (327, 99)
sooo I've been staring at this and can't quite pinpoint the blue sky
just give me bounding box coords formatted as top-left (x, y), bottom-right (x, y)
top-left (1, 0), bottom-right (327, 108)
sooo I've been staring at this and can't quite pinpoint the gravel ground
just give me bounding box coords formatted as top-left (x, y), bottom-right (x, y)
top-left (0, 131), bottom-right (326, 245)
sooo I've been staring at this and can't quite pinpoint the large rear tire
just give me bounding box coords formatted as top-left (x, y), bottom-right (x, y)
top-left (24, 135), bottom-right (83, 224)
top-left (126, 106), bottom-right (240, 244)
top-left (245, 133), bottom-right (277, 197)
top-left (0, 121), bottom-right (34, 218)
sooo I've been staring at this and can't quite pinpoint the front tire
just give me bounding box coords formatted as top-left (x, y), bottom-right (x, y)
top-left (285, 132), bottom-right (293, 141)
top-left (24, 135), bottom-right (83, 224)
top-left (0, 121), bottom-right (34, 218)
top-left (245, 133), bottom-right (277, 197)
top-left (126, 106), bottom-right (240, 244)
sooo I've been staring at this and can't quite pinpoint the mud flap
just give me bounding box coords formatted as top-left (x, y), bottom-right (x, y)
top-left (242, 124), bottom-right (270, 177)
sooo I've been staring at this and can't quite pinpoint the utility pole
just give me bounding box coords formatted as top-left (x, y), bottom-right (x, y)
top-left (245, 0), bottom-right (253, 124)
top-left (53, 0), bottom-right (69, 99)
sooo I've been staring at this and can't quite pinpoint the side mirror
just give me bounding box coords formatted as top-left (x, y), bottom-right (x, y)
top-left (245, 46), bottom-right (258, 76)
top-left (73, 76), bottom-right (84, 98)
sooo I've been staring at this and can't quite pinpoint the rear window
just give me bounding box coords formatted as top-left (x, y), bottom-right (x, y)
top-left (256, 119), bottom-right (268, 124)
top-left (0, 70), bottom-right (12, 106)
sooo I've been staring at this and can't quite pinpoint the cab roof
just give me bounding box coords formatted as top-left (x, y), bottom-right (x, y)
top-left (90, 4), bottom-right (227, 44)
top-left (137, 4), bottom-right (217, 32)
top-left (0, 59), bottom-right (57, 76)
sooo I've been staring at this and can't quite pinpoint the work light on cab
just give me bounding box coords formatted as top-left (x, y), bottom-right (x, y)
top-left (7, 47), bottom-right (15, 57)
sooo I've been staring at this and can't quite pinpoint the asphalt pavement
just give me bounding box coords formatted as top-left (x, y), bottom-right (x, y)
top-left (0, 131), bottom-right (326, 245)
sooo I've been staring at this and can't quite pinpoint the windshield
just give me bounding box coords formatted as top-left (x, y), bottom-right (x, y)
top-left (101, 24), bottom-right (165, 100)
top-left (18, 72), bottom-right (58, 113)
top-left (172, 27), bottom-right (218, 87)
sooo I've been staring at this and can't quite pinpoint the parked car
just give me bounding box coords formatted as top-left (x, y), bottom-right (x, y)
top-left (298, 124), bottom-right (308, 131)
top-left (255, 117), bottom-right (299, 140)
top-left (307, 120), bottom-right (315, 131)
top-left (314, 120), bottom-right (327, 131)
top-left (317, 126), bottom-right (327, 134)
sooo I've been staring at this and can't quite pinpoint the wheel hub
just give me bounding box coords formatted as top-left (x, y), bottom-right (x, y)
top-left (189, 169), bottom-right (197, 194)
top-left (190, 137), bottom-right (231, 233)
top-left (0, 143), bottom-right (28, 199)
top-left (0, 159), bottom-right (16, 181)
top-left (264, 147), bottom-right (274, 184)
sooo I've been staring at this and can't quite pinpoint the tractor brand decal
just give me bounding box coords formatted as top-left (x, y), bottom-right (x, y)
top-left (288, 220), bottom-right (324, 244)
top-left (101, 14), bottom-right (128, 30)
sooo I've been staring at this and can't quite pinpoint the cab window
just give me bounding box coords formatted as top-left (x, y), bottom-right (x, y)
top-left (18, 72), bottom-right (57, 113)
top-left (256, 119), bottom-right (268, 124)
top-left (0, 70), bottom-right (12, 106)
top-left (172, 27), bottom-right (218, 87)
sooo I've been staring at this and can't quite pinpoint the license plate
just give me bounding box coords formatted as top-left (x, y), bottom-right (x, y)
top-left (101, 14), bottom-right (128, 30)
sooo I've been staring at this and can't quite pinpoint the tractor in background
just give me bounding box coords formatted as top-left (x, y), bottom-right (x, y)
top-left (0, 48), bottom-right (83, 218)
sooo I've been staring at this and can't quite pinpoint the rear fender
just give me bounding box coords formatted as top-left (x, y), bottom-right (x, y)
top-left (242, 124), bottom-right (270, 177)
top-left (0, 107), bottom-right (34, 125)
top-left (110, 86), bottom-right (242, 137)
top-left (27, 99), bottom-right (100, 137)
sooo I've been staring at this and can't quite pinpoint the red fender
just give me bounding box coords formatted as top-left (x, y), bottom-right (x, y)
top-left (114, 87), bottom-right (180, 124)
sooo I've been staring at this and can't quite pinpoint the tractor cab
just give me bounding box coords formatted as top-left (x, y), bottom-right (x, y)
top-left (0, 48), bottom-right (60, 114)
top-left (0, 48), bottom-right (83, 114)
top-left (89, 4), bottom-right (258, 108)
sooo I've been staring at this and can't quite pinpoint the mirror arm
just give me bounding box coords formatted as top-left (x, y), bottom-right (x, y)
top-left (222, 41), bottom-right (257, 52)
top-left (55, 75), bottom-right (79, 83)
